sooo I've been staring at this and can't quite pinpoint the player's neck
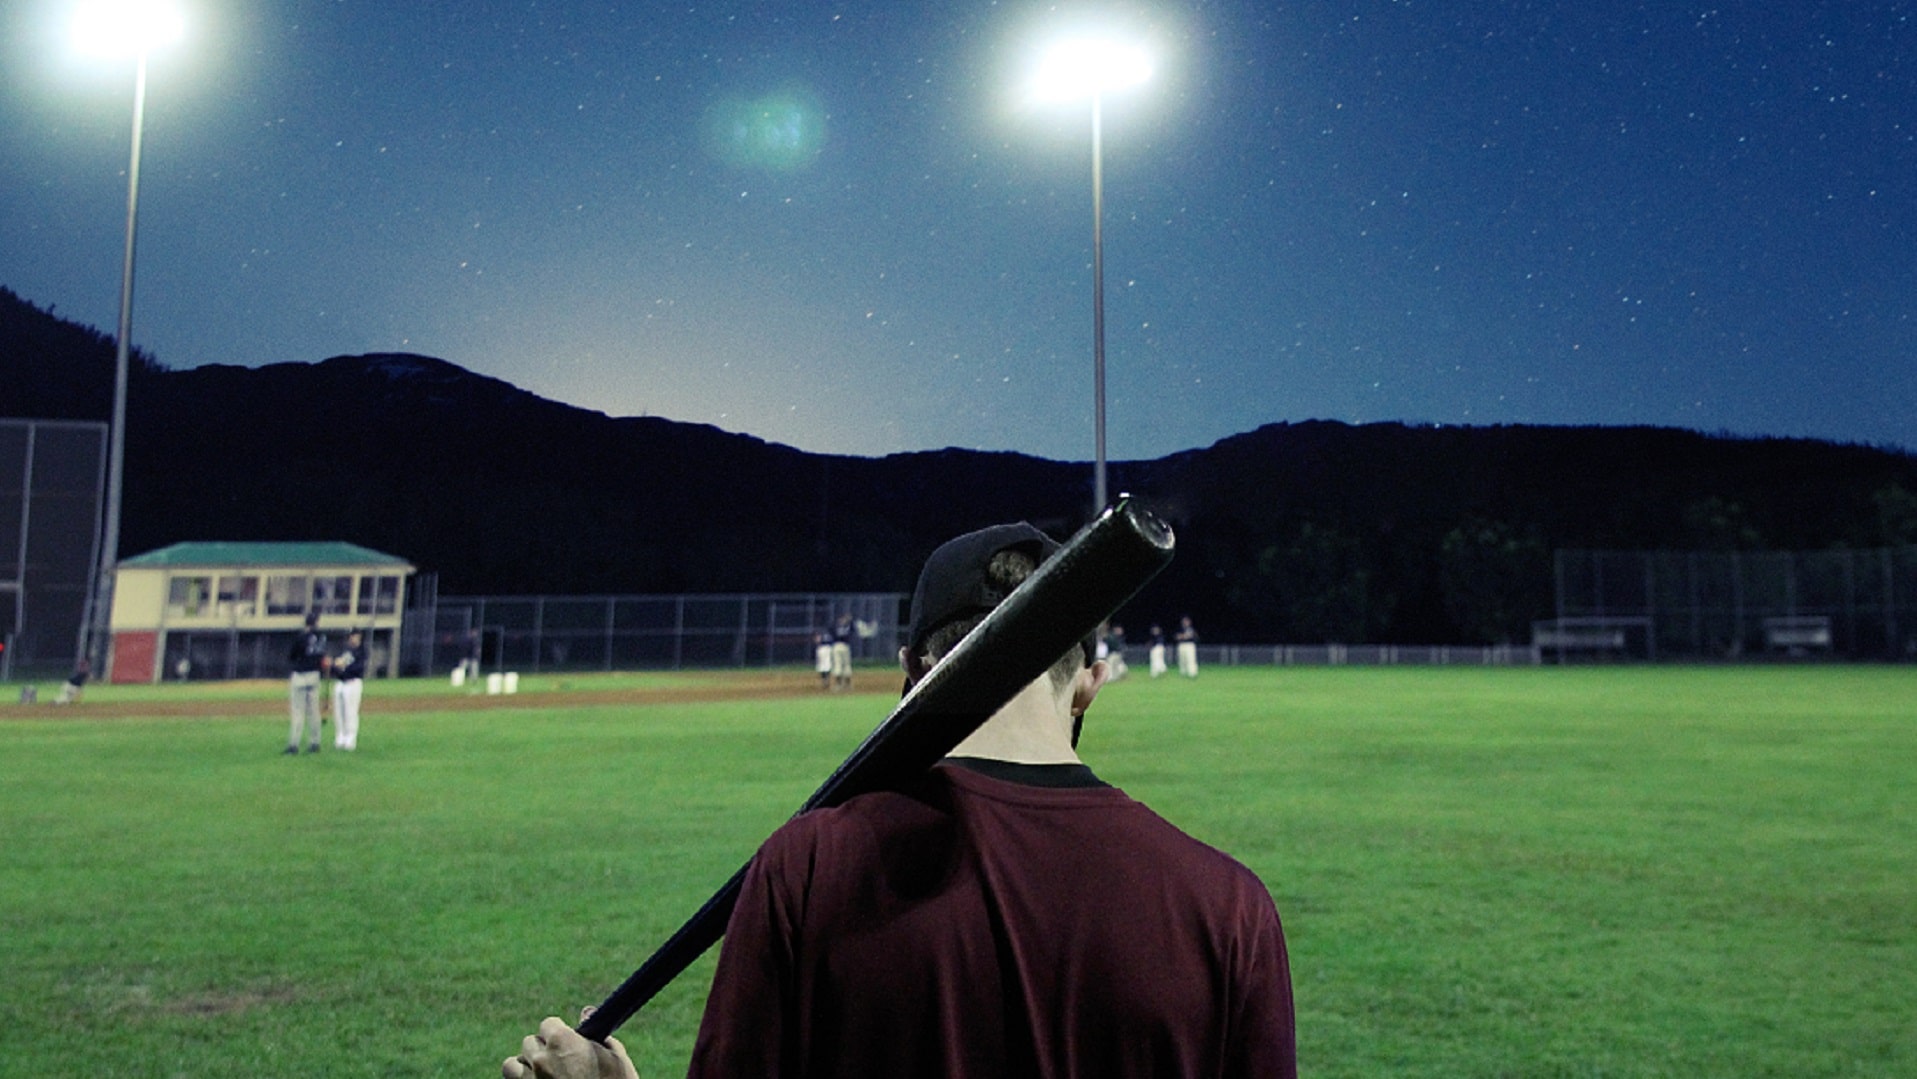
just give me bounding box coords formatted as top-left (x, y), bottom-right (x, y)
top-left (947, 677), bottom-right (1080, 765)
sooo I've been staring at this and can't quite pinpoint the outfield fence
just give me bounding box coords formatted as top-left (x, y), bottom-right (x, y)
top-left (1554, 546), bottom-right (1917, 661)
top-left (411, 591), bottom-right (908, 675)
top-left (409, 591), bottom-right (1549, 678)
top-left (1106, 644), bottom-right (1541, 672)
top-left (1189, 643), bottom-right (1541, 667)
top-left (388, 545), bottom-right (1917, 680)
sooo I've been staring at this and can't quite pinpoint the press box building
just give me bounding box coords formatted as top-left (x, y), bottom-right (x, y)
top-left (108, 541), bottom-right (414, 683)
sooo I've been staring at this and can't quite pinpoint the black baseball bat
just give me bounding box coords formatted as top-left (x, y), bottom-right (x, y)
top-left (574, 497), bottom-right (1175, 1042)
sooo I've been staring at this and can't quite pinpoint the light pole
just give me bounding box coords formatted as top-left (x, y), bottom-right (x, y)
top-left (72, 0), bottom-right (185, 674)
top-left (1029, 36), bottom-right (1151, 517)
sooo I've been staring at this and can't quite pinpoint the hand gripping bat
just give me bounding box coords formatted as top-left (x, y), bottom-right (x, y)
top-left (573, 497), bottom-right (1176, 1043)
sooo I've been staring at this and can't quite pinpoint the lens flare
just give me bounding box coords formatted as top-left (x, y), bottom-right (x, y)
top-left (703, 89), bottom-right (826, 172)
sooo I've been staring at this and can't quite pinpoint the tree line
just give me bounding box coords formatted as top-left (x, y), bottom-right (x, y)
top-left (7, 284), bottom-right (1915, 645)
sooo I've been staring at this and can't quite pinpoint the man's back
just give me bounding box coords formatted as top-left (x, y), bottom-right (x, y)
top-left (692, 760), bottom-right (1294, 1078)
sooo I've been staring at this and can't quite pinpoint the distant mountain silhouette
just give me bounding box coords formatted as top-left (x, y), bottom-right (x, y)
top-left (6, 284), bottom-right (1916, 643)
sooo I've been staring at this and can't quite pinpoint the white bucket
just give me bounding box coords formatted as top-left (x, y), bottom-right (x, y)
top-left (450, 667), bottom-right (466, 687)
top-left (504, 672), bottom-right (520, 694)
top-left (486, 672), bottom-right (504, 695)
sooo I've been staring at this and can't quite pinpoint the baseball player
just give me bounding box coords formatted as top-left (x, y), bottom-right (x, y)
top-left (286, 612), bottom-right (327, 755)
top-left (331, 630), bottom-right (368, 751)
top-left (829, 613), bottom-right (854, 691)
top-left (813, 631), bottom-right (833, 690)
top-left (505, 522), bottom-right (1295, 1079)
top-left (1176, 616), bottom-right (1200, 678)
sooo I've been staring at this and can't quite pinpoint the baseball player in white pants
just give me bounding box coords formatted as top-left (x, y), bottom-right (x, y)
top-left (1176, 616), bottom-right (1200, 678)
top-left (331, 630), bottom-right (367, 751)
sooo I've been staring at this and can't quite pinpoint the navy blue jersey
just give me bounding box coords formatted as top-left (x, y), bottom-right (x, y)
top-left (289, 629), bottom-right (328, 673)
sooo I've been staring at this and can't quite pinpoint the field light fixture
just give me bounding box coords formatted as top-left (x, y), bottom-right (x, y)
top-left (71, 0), bottom-right (185, 58)
top-left (1029, 38), bottom-right (1153, 105)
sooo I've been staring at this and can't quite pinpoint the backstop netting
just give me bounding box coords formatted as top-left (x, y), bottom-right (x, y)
top-left (0, 420), bottom-right (106, 678)
top-left (1554, 547), bottom-right (1917, 660)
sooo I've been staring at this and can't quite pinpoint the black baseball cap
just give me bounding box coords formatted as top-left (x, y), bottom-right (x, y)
top-left (904, 522), bottom-right (1065, 660)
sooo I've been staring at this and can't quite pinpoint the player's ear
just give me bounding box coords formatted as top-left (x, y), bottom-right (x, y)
top-left (1070, 659), bottom-right (1110, 717)
top-left (899, 645), bottom-right (935, 697)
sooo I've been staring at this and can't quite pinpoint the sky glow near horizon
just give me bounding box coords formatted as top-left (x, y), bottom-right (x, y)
top-left (2, 0), bottom-right (1914, 460)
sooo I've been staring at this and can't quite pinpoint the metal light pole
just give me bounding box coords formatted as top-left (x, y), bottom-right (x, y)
top-left (86, 50), bottom-right (148, 672)
top-left (1029, 37), bottom-right (1150, 520)
top-left (73, 0), bottom-right (184, 674)
top-left (1090, 92), bottom-right (1108, 516)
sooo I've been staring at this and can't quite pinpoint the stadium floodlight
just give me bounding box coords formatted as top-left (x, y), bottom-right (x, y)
top-left (1028, 37), bottom-right (1153, 105)
top-left (71, 0), bottom-right (187, 673)
top-left (71, 0), bottom-right (185, 59)
top-left (1024, 34), bottom-right (1152, 519)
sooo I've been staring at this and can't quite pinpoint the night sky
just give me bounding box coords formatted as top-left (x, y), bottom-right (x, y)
top-left (4, 1), bottom-right (1914, 460)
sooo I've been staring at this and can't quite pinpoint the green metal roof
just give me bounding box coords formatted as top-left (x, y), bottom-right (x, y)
top-left (120, 541), bottom-right (413, 569)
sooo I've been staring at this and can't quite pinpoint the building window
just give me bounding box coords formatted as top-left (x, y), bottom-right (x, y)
top-left (357, 574), bottom-right (400, 616)
top-left (313, 575), bottom-right (353, 615)
top-left (266, 575), bottom-right (310, 616)
top-left (217, 575), bottom-right (259, 618)
top-left (166, 575), bottom-right (213, 617)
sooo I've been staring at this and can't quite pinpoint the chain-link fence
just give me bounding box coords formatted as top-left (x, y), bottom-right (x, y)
top-left (0, 420), bottom-right (105, 679)
top-left (1553, 547), bottom-right (1917, 660)
top-left (395, 548), bottom-right (1917, 679)
top-left (412, 592), bottom-right (908, 676)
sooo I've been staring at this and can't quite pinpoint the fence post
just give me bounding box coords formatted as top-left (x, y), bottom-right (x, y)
top-left (532, 596), bottom-right (544, 673)
top-left (736, 596), bottom-right (748, 667)
top-left (1885, 549), bottom-right (1899, 658)
top-left (673, 597), bottom-right (685, 671)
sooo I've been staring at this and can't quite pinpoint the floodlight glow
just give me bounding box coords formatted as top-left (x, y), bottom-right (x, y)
top-left (1030, 38), bottom-right (1152, 104)
top-left (71, 0), bottom-right (185, 59)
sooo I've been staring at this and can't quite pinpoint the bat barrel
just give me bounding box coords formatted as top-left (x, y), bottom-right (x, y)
top-left (575, 498), bottom-right (1174, 1042)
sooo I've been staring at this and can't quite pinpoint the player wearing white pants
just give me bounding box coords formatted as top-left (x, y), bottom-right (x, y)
top-left (829, 614), bottom-right (855, 691)
top-left (333, 679), bottom-right (362, 749)
top-left (814, 632), bottom-right (834, 690)
top-left (1176, 616), bottom-right (1200, 678)
top-left (1104, 625), bottom-right (1129, 680)
top-left (1147, 624), bottom-right (1167, 678)
top-left (331, 630), bottom-right (368, 751)
top-left (55, 659), bottom-right (90, 704)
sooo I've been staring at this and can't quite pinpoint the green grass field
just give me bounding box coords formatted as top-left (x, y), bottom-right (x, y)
top-left (2, 665), bottom-right (1910, 1077)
